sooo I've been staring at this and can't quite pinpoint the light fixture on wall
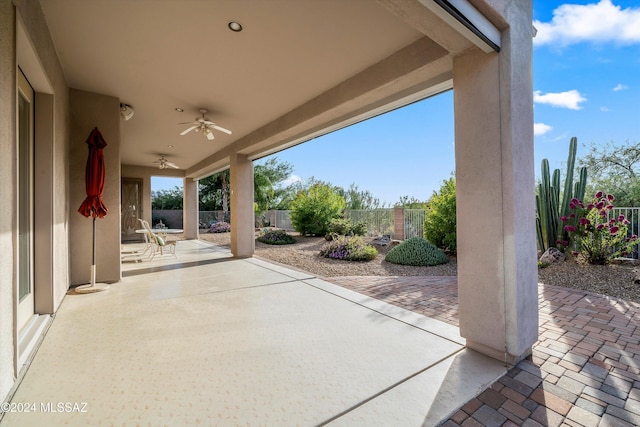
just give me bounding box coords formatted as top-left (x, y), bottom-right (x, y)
top-left (120, 103), bottom-right (134, 120)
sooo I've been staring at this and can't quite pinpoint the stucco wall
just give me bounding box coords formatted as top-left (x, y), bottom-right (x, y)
top-left (69, 90), bottom-right (121, 285)
top-left (18, 3), bottom-right (71, 313)
top-left (1, 0), bottom-right (71, 403)
top-left (0, 0), bottom-right (17, 404)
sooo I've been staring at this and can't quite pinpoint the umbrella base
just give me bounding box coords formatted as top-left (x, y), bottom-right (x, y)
top-left (76, 265), bottom-right (109, 293)
top-left (76, 283), bottom-right (110, 293)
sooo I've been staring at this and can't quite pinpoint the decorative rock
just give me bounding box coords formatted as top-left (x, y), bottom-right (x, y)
top-left (540, 247), bottom-right (565, 265)
top-left (371, 234), bottom-right (392, 246)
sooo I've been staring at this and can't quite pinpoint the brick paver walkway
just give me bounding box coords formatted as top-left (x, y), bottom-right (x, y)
top-left (327, 276), bottom-right (640, 427)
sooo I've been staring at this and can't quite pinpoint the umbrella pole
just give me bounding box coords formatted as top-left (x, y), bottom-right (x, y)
top-left (76, 216), bottom-right (110, 293)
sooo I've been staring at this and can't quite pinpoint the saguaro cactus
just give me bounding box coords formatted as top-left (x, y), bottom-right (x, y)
top-left (536, 137), bottom-right (588, 252)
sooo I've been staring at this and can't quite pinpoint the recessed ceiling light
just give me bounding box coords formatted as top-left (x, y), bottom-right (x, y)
top-left (228, 21), bottom-right (243, 32)
top-left (168, 145), bottom-right (174, 148)
top-left (175, 107), bottom-right (184, 112)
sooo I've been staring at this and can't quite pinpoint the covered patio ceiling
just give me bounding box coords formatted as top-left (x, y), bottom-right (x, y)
top-left (40, 0), bottom-right (498, 179)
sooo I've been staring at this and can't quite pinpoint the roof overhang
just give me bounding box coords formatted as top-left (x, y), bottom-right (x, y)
top-left (37, 0), bottom-right (502, 179)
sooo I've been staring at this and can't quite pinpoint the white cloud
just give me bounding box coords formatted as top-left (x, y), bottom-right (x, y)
top-left (600, 106), bottom-right (610, 112)
top-left (613, 83), bottom-right (629, 91)
top-left (534, 0), bottom-right (640, 47)
top-left (533, 90), bottom-right (587, 110)
top-left (534, 123), bottom-right (553, 136)
top-left (282, 174), bottom-right (303, 186)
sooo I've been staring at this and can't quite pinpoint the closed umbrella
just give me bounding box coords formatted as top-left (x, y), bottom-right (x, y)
top-left (76, 127), bottom-right (110, 293)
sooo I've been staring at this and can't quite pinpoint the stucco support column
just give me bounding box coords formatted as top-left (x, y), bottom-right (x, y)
top-left (183, 178), bottom-right (198, 239)
top-left (453, 3), bottom-right (537, 364)
top-left (230, 153), bottom-right (255, 257)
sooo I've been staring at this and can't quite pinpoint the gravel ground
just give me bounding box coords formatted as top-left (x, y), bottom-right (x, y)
top-left (196, 231), bottom-right (640, 303)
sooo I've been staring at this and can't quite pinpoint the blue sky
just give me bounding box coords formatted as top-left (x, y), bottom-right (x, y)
top-left (154, 1), bottom-right (640, 205)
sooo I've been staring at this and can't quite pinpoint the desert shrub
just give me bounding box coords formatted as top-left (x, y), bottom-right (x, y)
top-left (385, 237), bottom-right (448, 266)
top-left (350, 221), bottom-right (368, 236)
top-left (319, 235), bottom-right (378, 261)
top-left (257, 229), bottom-right (296, 245)
top-left (424, 177), bottom-right (457, 253)
top-left (208, 221), bottom-right (231, 233)
top-left (290, 183), bottom-right (346, 236)
top-left (559, 191), bottom-right (639, 264)
top-left (326, 218), bottom-right (368, 239)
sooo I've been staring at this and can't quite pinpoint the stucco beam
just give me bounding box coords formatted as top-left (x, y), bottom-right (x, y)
top-left (377, 0), bottom-right (473, 55)
top-left (187, 36), bottom-right (450, 180)
top-left (121, 164), bottom-right (185, 178)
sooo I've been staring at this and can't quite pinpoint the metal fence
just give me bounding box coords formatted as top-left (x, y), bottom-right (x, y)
top-left (404, 209), bottom-right (425, 239)
top-left (196, 208), bottom-right (427, 239)
top-left (345, 209), bottom-right (395, 237)
top-left (611, 207), bottom-right (640, 258)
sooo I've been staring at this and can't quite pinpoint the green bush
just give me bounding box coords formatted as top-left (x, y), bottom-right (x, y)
top-left (350, 221), bottom-right (368, 236)
top-left (319, 235), bottom-right (378, 261)
top-left (385, 237), bottom-right (448, 266)
top-left (424, 177), bottom-right (457, 253)
top-left (290, 183), bottom-right (346, 236)
top-left (257, 229), bottom-right (296, 245)
top-left (326, 218), bottom-right (368, 238)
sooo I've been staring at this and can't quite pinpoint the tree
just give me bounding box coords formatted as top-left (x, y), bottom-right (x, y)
top-left (253, 157), bottom-right (293, 212)
top-left (395, 195), bottom-right (427, 209)
top-left (424, 177), bottom-right (457, 252)
top-left (199, 170), bottom-right (230, 218)
top-left (579, 140), bottom-right (640, 206)
top-left (151, 186), bottom-right (183, 209)
top-left (271, 176), bottom-right (333, 210)
top-left (336, 183), bottom-right (384, 210)
top-left (290, 183), bottom-right (346, 236)
top-left (198, 157), bottom-right (294, 213)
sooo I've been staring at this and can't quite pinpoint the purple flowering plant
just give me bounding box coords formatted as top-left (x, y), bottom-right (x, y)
top-left (257, 229), bottom-right (296, 245)
top-left (319, 235), bottom-right (377, 261)
top-left (208, 221), bottom-right (231, 233)
top-left (558, 191), bottom-right (638, 264)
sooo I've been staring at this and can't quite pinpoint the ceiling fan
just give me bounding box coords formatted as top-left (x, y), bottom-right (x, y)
top-left (179, 109), bottom-right (232, 141)
top-left (154, 155), bottom-right (179, 170)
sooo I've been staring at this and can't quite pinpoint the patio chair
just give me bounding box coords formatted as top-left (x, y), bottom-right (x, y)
top-left (138, 218), bottom-right (176, 259)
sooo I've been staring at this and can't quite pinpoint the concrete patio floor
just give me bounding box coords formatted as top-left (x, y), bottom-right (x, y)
top-left (1, 240), bottom-right (505, 426)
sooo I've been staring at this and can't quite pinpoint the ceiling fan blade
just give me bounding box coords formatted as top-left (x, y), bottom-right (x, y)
top-left (165, 162), bottom-right (180, 169)
top-left (180, 125), bottom-right (198, 135)
top-left (211, 124), bottom-right (232, 134)
top-left (206, 131), bottom-right (215, 141)
top-left (178, 121), bottom-right (197, 125)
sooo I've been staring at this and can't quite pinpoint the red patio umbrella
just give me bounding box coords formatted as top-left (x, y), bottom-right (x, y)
top-left (77, 127), bottom-right (110, 293)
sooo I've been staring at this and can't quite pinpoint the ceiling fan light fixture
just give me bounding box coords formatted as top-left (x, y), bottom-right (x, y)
top-left (178, 108), bottom-right (231, 140)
